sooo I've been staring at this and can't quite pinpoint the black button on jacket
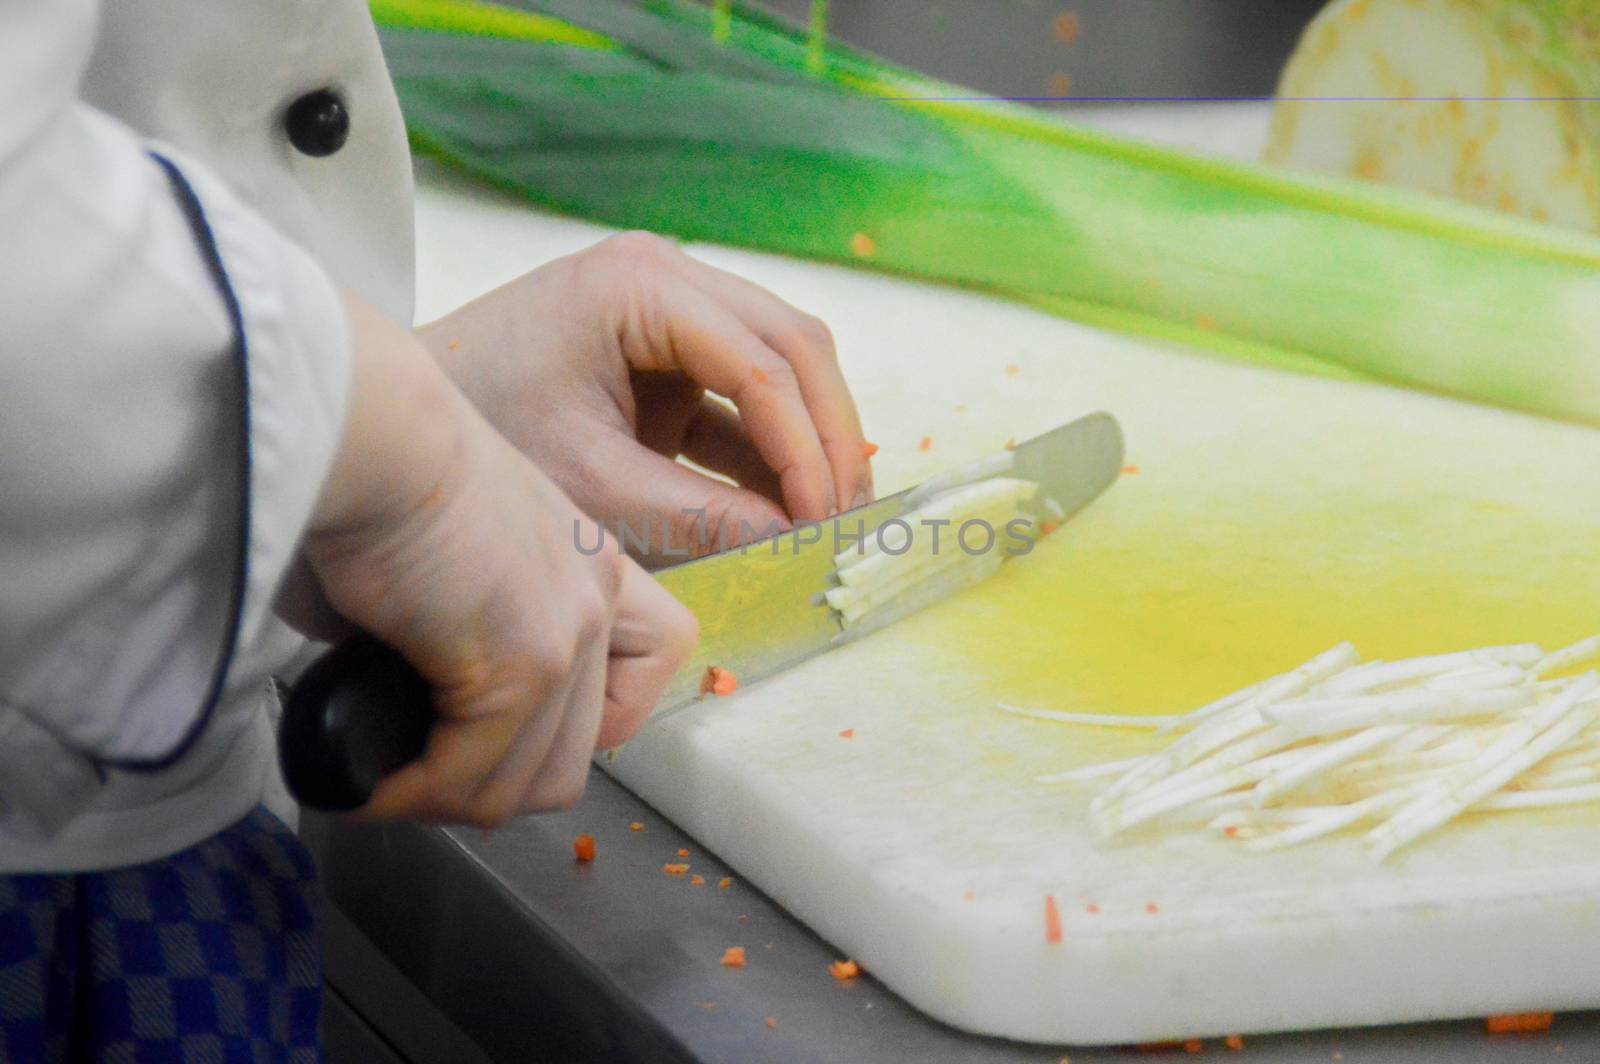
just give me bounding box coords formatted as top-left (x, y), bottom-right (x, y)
top-left (285, 89), bottom-right (350, 157)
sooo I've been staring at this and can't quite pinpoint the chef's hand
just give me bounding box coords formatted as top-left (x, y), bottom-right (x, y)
top-left (282, 295), bottom-right (698, 827)
top-left (419, 232), bottom-right (874, 565)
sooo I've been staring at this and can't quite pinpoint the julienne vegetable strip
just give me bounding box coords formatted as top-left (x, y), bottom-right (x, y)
top-left (1011, 634), bottom-right (1600, 861)
top-left (370, 0), bottom-right (1600, 425)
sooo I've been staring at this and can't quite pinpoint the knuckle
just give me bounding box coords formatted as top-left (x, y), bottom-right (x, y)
top-left (782, 314), bottom-right (836, 363)
top-left (604, 230), bottom-right (674, 265)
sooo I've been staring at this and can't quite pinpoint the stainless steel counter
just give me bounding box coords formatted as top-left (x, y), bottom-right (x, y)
top-left (309, 774), bottom-right (1600, 1063)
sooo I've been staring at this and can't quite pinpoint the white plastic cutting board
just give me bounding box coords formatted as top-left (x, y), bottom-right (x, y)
top-left (411, 110), bottom-right (1600, 1043)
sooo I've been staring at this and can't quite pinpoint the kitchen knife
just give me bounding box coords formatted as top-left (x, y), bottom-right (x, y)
top-left (278, 411), bottom-right (1124, 811)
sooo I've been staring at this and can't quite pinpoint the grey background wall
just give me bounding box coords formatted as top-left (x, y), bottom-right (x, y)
top-left (757, 1), bottom-right (1329, 106)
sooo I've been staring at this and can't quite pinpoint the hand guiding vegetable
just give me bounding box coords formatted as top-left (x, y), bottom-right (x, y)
top-left (421, 232), bottom-right (876, 566)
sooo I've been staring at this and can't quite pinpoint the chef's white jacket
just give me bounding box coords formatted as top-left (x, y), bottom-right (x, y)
top-left (1, 0), bottom-right (416, 871)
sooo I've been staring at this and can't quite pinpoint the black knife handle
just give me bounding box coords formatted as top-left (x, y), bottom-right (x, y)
top-left (278, 635), bottom-right (437, 812)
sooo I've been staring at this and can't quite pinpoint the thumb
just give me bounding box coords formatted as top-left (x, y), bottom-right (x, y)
top-left (587, 432), bottom-right (791, 566)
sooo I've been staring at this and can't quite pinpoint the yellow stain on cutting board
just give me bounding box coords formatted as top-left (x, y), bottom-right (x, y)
top-left (897, 485), bottom-right (1598, 720)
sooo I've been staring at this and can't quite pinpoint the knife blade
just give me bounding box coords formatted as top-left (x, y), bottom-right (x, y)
top-left (278, 411), bottom-right (1124, 811)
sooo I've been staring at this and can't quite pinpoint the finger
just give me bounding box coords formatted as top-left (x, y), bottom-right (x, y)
top-left (599, 559), bottom-right (698, 748)
top-left (516, 630), bottom-right (608, 812)
top-left (673, 256), bottom-right (874, 511)
top-left (459, 647), bottom-right (587, 823)
top-left (581, 428), bottom-right (790, 565)
top-left (644, 285), bottom-right (838, 520)
top-left (679, 396), bottom-right (785, 507)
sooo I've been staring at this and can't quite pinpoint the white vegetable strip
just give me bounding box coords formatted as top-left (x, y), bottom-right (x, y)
top-left (997, 705), bottom-right (1179, 729)
top-left (1264, 687), bottom-right (1534, 737)
top-left (1536, 636), bottom-right (1600, 678)
top-left (1319, 645), bottom-right (1539, 696)
top-left (1251, 724), bottom-right (1408, 807)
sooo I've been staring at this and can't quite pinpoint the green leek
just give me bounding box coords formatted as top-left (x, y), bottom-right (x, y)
top-left (372, 0), bottom-right (1600, 425)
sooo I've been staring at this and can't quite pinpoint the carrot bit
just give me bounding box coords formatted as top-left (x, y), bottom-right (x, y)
top-left (862, 440), bottom-right (880, 459)
top-left (1145, 902), bottom-right (1160, 915)
top-left (1085, 903), bottom-right (1101, 915)
top-left (572, 834), bottom-right (597, 862)
top-left (1223, 825), bottom-right (1240, 838)
top-left (1052, 11), bottom-right (1081, 44)
top-left (677, 848), bottom-right (691, 858)
top-left (828, 959), bottom-right (860, 982)
top-left (839, 728), bottom-right (855, 739)
top-left (701, 666), bottom-right (738, 697)
top-left (1486, 1013), bottom-right (1553, 1034)
top-left (764, 1017), bottom-right (778, 1030)
top-left (917, 435), bottom-right (932, 453)
top-left (1184, 1040), bottom-right (1204, 1054)
top-left (629, 821), bottom-right (645, 832)
top-left (1195, 312), bottom-right (1218, 332)
top-left (1005, 364), bottom-right (1020, 378)
top-left (1044, 894), bottom-right (1063, 945)
top-left (691, 875), bottom-right (706, 887)
top-left (446, 339), bottom-right (461, 351)
top-left (1225, 1033), bottom-right (1245, 1051)
top-left (849, 232), bottom-right (877, 259)
top-left (1003, 438), bottom-right (1016, 450)
top-left (718, 877), bottom-right (732, 891)
top-left (663, 863), bottom-right (690, 876)
top-left (720, 946), bottom-right (747, 968)
top-left (1122, 464), bottom-right (1140, 475)
top-left (752, 366), bottom-right (770, 385)
top-left (1038, 520), bottom-right (1060, 537)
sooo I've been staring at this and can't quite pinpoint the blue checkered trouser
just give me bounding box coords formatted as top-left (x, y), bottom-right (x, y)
top-left (0, 807), bottom-right (321, 1063)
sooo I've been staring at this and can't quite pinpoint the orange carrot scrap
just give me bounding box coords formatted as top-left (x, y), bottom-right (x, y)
top-left (721, 946), bottom-right (747, 968)
top-left (764, 1017), bottom-right (778, 1029)
top-left (1225, 1034), bottom-right (1245, 1051)
top-left (861, 440), bottom-right (880, 459)
top-left (677, 848), bottom-right (691, 858)
top-left (629, 821), bottom-right (645, 832)
top-left (1003, 438), bottom-right (1016, 450)
top-left (917, 436), bottom-right (932, 453)
top-left (1223, 825), bottom-right (1240, 838)
top-left (829, 959), bottom-right (860, 982)
top-left (1005, 364), bottom-right (1020, 377)
top-left (1145, 902), bottom-right (1160, 915)
top-left (1044, 894), bottom-right (1063, 945)
top-left (839, 728), bottom-right (855, 739)
top-left (1085, 903), bottom-right (1100, 915)
top-left (446, 339), bottom-right (461, 351)
top-left (1486, 1013), bottom-right (1553, 1034)
top-left (701, 666), bottom-right (738, 696)
top-left (691, 875), bottom-right (706, 887)
top-left (849, 232), bottom-right (877, 258)
top-left (1122, 464), bottom-right (1140, 475)
top-left (663, 863), bottom-right (690, 876)
top-left (1184, 1040), bottom-right (1204, 1054)
top-left (572, 834), bottom-right (597, 862)
top-left (1052, 11), bottom-right (1081, 43)
top-left (718, 877), bottom-right (732, 891)
top-left (1038, 520), bottom-right (1060, 536)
